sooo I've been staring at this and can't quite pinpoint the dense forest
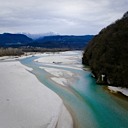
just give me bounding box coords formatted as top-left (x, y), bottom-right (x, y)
top-left (82, 12), bottom-right (128, 87)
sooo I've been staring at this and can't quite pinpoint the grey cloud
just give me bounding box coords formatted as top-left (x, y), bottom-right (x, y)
top-left (0, 0), bottom-right (127, 34)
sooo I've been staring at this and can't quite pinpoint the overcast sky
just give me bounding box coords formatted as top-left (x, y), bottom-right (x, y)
top-left (0, 0), bottom-right (127, 35)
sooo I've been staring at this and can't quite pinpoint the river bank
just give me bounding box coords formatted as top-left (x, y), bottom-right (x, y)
top-left (20, 51), bottom-right (128, 128)
top-left (108, 86), bottom-right (128, 97)
top-left (1, 51), bottom-right (128, 128)
top-left (0, 60), bottom-right (73, 128)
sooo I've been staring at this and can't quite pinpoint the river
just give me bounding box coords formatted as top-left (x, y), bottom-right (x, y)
top-left (20, 51), bottom-right (128, 128)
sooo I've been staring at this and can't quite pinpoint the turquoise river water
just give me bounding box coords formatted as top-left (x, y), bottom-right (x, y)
top-left (20, 52), bottom-right (128, 128)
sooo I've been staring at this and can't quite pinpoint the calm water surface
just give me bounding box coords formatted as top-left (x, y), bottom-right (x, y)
top-left (20, 52), bottom-right (128, 128)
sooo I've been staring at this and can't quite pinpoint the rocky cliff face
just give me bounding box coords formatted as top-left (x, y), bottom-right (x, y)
top-left (82, 12), bottom-right (128, 87)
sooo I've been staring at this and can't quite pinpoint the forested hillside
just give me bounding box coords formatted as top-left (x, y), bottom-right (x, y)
top-left (30, 35), bottom-right (93, 49)
top-left (0, 33), bottom-right (32, 47)
top-left (0, 34), bottom-right (93, 50)
top-left (82, 12), bottom-right (128, 87)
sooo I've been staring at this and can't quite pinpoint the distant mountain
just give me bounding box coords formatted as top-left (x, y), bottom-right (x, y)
top-left (29, 35), bottom-right (94, 49)
top-left (82, 11), bottom-right (128, 87)
top-left (25, 32), bottom-right (57, 39)
top-left (0, 33), bottom-right (94, 49)
top-left (0, 33), bottom-right (33, 47)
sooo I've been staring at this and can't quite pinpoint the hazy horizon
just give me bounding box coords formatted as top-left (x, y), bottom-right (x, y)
top-left (0, 32), bottom-right (94, 36)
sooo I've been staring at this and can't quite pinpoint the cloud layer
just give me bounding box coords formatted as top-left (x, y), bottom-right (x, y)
top-left (0, 0), bottom-right (127, 35)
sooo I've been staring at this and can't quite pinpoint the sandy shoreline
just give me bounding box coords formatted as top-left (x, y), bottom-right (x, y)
top-left (0, 60), bottom-right (73, 128)
top-left (34, 51), bottom-right (82, 70)
top-left (33, 51), bottom-right (82, 87)
top-left (108, 86), bottom-right (128, 97)
top-left (40, 67), bottom-right (79, 87)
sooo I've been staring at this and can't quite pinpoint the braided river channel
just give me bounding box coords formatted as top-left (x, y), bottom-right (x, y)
top-left (20, 51), bottom-right (128, 128)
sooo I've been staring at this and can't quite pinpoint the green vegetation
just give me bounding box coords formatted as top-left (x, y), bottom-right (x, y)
top-left (82, 12), bottom-right (128, 87)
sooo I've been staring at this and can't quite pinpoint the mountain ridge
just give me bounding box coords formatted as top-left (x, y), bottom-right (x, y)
top-left (0, 33), bottom-right (94, 49)
top-left (0, 33), bottom-right (33, 47)
top-left (30, 35), bottom-right (94, 49)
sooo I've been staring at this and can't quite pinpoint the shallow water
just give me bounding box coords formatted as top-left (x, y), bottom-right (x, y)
top-left (20, 52), bottom-right (128, 128)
